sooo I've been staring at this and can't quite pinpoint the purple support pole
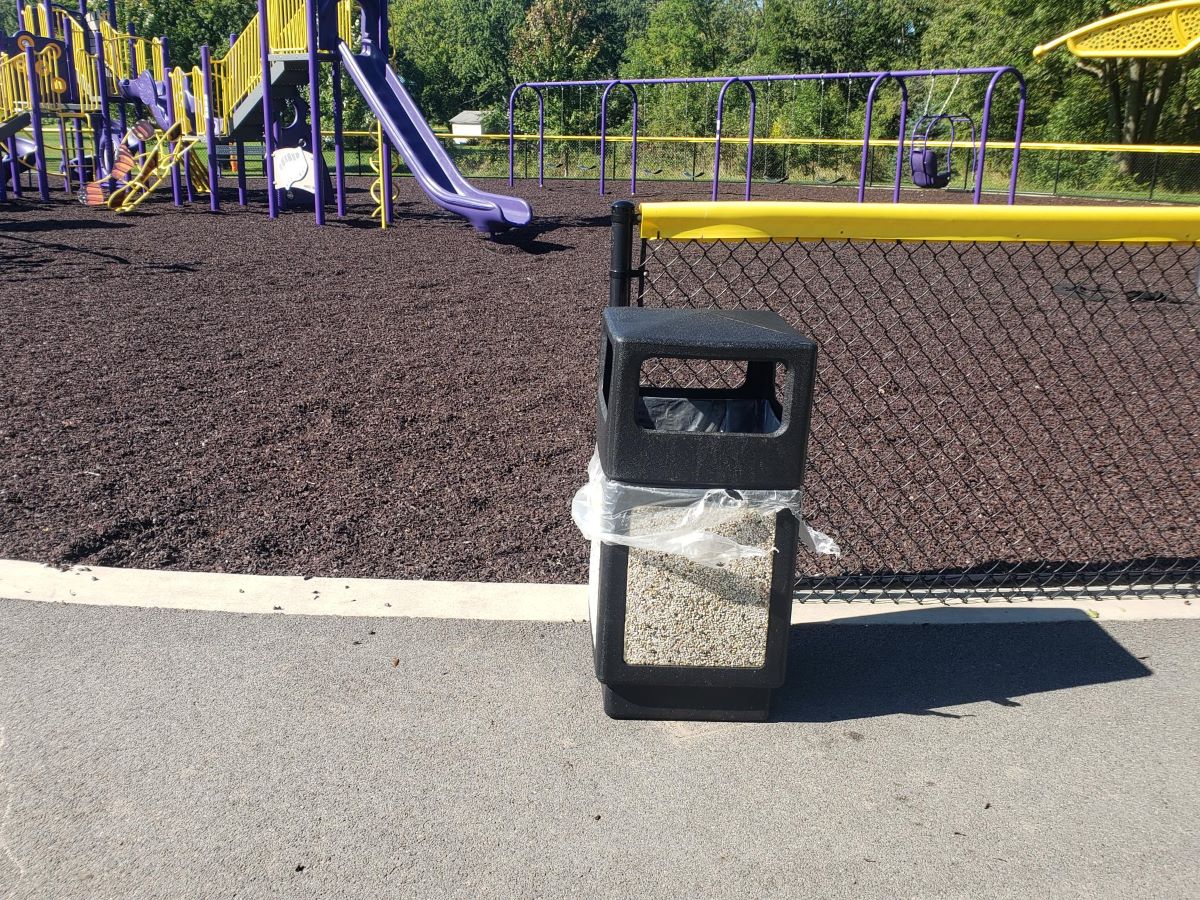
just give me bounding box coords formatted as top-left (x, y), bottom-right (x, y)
top-left (230, 32), bottom-right (247, 206)
top-left (975, 68), bottom-right (1027, 204)
top-left (858, 73), bottom-right (908, 204)
top-left (126, 20), bottom-right (141, 155)
top-left (378, 0), bottom-right (392, 225)
top-left (537, 90), bottom-right (545, 186)
top-left (25, 46), bottom-right (50, 200)
top-left (893, 83), bottom-right (909, 203)
top-left (332, 59), bottom-right (345, 216)
top-left (631, 89), bottom-right (639, 196)
top-left (104, 0), bottom-right (122, 143)
top-left (599, 81), bottom-right (637, 196)
top-left (507, 84), bottom-right (544, 187)
top-left (200, 45), bottom-right (219, 211)
top-left (381, 137), bottom-right (393, 225)
top-left (56, 120), bottom-right (71, 193)
top-left (304, 0), bottom-right (324, 224)
top-left (160, 38), bottom-right (182, 205)
top-left (712, 78), bottom-right (756, 201)
top-left (7, 137), bottom-right (22, 197)
top-left (257, 0), bottom-right (277, 217)
top-left (63, 21), bottom-right (88, 188)
top-left (73, 120), bottom-right (88, 185)
top-left (236, 141), bottom-right (247, 204)
top-left (92, 14), bottom-right (116, 181)
top-left (126, 22), bottom-right (136, 81)
top-left (41, 0), bottom-right (53, 37)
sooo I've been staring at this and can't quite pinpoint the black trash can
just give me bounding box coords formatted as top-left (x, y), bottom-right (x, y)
top-left (583, 306), bottom-right (818, 722)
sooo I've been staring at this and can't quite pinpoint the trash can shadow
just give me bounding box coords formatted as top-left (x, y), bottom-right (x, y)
top-left (770, 607), bottom-right (1153, 723)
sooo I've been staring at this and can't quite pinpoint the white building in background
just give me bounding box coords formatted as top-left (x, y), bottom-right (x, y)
top-left (449, 110), bottom-right (485, 144)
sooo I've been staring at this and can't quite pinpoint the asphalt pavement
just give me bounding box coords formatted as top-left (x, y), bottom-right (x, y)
top-left (1, 599), bottom-right (1196, 899)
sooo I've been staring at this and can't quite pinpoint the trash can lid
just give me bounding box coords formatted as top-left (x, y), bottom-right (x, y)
top-left (603, 308), bottom-right (814, 356)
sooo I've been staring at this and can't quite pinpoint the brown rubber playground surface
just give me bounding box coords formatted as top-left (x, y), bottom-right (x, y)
top-left (2, 178), bottom-right (1196, 584)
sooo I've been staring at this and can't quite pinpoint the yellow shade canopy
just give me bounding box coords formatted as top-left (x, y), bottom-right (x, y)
top-left (1034, 0), bottom-right (1200, 59)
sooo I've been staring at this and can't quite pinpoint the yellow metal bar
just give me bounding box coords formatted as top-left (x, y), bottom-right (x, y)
top-left (0, 51), bottom-right (29, 125)
top-left (267, 0), bottom-right (307, 54)
top-left (638, 201), bottom-right (1200, 244)
top-left (464, 132), bottom-right (1200, 155)
top-left (213, 12), bottom-right (262, 125)
top-left (338, 0), bottom-right (355, 45)
top-left (1034, 1), bottom-right (1200, 59)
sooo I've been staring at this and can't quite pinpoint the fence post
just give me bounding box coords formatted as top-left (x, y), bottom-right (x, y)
top-left (1052, 150), bottom-right (1062, 197)
top-left (1148, 153), bottom-right (1160, 201)
top-left (609, 200), bottom-right (636, 308)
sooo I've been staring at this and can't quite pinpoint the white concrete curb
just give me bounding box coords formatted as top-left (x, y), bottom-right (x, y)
top-left (0, 559), bottom-right (1196, 624)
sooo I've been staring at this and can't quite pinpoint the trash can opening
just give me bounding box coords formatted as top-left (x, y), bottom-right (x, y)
top-left (631, 356), bottom-right (786, 435)
top-left (635, 396), bottom-right (782, 434)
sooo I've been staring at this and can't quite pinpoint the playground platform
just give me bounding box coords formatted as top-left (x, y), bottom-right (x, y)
top-left (1, 588), bottom-right (1197, 899)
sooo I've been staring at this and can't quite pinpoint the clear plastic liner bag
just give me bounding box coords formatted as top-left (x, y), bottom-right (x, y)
top-left (571, 453), bottom-right (840, 569)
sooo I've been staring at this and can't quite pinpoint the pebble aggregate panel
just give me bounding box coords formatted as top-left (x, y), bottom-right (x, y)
top-left (0, 177), bottom-right (1162, 585)
top-left (623, 508), bottom-right (773, 668)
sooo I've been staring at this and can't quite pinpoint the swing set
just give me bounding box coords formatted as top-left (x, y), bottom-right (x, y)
top-left (508, 66), bottom-right (1026, 205)
top-left (908, 74), bottom-right (977, 191)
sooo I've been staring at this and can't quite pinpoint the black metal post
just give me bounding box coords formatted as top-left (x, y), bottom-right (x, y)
top-left (1052, 150), bottom-right (1062, 196)
top-left (1148, 153), bottom-right (1160, 201)
top-left (609, 200), bottom-right (636, 308)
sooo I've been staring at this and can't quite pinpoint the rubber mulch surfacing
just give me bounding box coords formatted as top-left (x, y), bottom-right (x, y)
top-left (2, 178), bottom-right (1196, 584)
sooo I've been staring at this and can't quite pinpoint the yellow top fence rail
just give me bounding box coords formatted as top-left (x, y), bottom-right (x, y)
top-left (638, 201), bottom-right (1200, 244)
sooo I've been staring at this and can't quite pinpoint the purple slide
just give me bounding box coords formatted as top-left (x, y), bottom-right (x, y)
top-left (339, 43), bottom-right (531, 234)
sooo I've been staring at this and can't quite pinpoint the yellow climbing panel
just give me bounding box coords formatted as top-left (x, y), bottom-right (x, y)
top-left (1034, 1), bottom-right (1200, 59)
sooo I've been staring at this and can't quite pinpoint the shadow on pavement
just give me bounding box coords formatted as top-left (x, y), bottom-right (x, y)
top-left (774, 608), bottom-right (1153, 722)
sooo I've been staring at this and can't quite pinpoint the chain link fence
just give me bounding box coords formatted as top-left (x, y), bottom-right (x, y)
top-left (619, 213), bottom-right (1200, 600)
top-left (48, 132), bottom-right (1189, 205)
top-left (492, 136), bottom-right (1200, 204)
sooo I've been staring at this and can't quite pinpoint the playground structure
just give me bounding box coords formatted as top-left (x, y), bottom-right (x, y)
top-left (508, 67), bottom-right (1027, 204)
top-left (0, 0), bottom-right (531, 231)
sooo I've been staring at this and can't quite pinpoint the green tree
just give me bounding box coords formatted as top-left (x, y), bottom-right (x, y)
top-left (758, 0), bottom-right (927, 75)
top-left (623, 0), bottom-right (761, 77)
top-left (391, 0), bottom-right (525, 125)
top-left (923, 0), bottom-right (1200, 175)
top-left (510, 0), bottom-right (599, 83)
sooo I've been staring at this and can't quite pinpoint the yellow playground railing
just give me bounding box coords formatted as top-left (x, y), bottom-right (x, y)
top-left (96, 21), bottom-right (164, 87)
top-left (15, 6), bottom-right (98, 113)
top-left (19, 3), bottom-right (74, 41)
top-left (168, 67), bottom-right (191, 135)
top-left (338, 0), bottom-right (355, 44)
top-left (0, 50), bottom-right (29, 124)
top-left (267, 0), bottom-right (308, 55)
top-left (70, 33), bottom-right (100, 114)
top-left (31, 44), bottom-right (66, 107)
top-left (211, 13), bottom-right (262, 126)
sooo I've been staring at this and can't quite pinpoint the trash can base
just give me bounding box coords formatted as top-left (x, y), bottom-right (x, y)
top-left (602, 684), bottom-right (772, 722)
